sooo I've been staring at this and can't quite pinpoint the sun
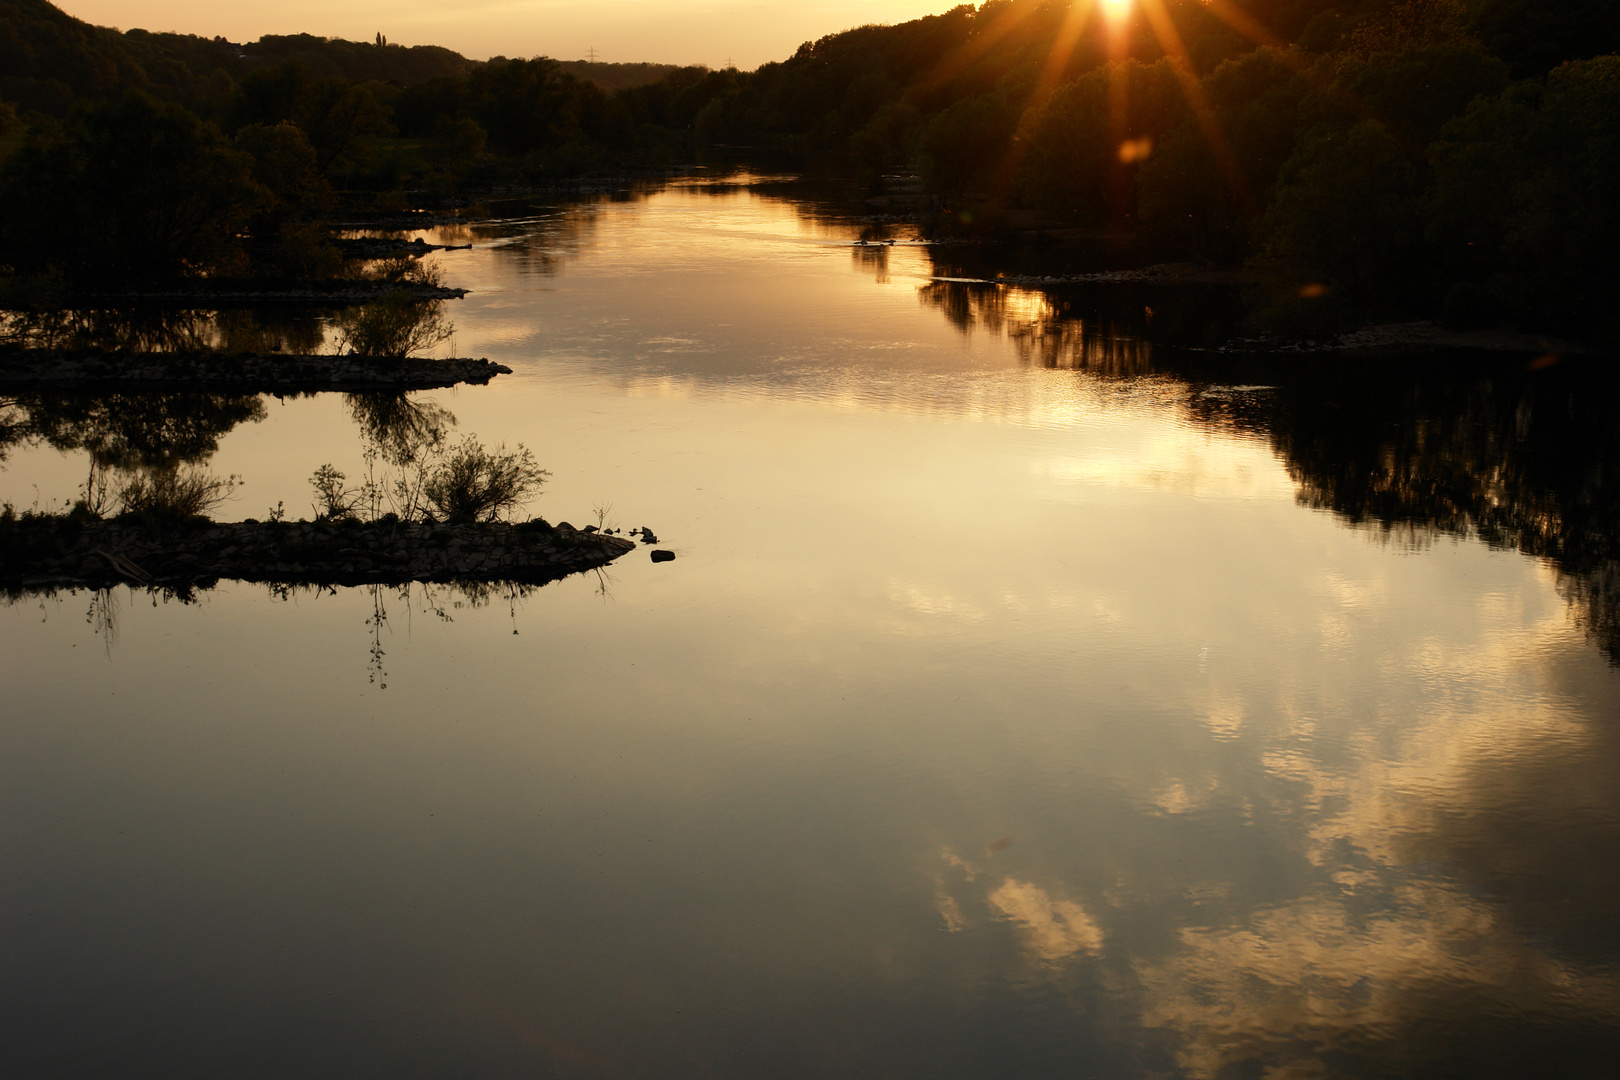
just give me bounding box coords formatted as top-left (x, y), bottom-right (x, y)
top-left (1100, 0), bottom-right (1134, 21)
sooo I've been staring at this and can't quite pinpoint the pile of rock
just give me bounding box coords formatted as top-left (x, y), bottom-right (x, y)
top-left (0, 348), bottom-right (512, 391)
top-left (1, 516), bottom-right (635, 592)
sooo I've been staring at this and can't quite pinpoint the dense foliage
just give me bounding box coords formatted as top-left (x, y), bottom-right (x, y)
top-left (0, 93), bottom-right (266, 283)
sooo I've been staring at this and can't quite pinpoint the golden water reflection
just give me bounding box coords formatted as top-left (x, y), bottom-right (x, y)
top-left (4, 175), bottom-right (1619, 1078)
top-left (926, 594), bottom-right (1620, 1076)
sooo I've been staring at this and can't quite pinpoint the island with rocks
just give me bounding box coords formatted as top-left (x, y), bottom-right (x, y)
top-left (0, 513), bottom-right (647, 593)
top-left (0, 347), bottom-right (512, 392)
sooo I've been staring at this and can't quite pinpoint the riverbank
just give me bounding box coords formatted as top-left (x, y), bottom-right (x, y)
top-left (938, 263), bottom-right (1263, 287)
top-left (0, 348), bottom-right (512, 391)
top-left (0, 515), bottom-right (637, 592)
top-left (334, 236), bottom-right (472, 260)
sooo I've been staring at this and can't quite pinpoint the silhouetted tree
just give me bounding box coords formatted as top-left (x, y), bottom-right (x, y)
top-left (0, 92), bottom-right (266, 283)
top-left (1428, 55), bottom-right (1620, 334)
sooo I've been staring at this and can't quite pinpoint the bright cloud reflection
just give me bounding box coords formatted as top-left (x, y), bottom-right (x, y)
top-left (929, 600), bottom-right (1620, 1077)
top-left (989, 879), bottom-right (1106, 961)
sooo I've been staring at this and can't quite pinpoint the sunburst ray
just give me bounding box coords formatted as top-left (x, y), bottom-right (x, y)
top-left (917, 0), bottom-right (1051, 93)
top-left (1136, 0), bottom-right (1255, 211)
top-left (988, 0), bottom-right (1102, 196)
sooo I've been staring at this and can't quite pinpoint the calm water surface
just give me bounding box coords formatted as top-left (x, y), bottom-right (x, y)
top-left (4, 177), bottom-right (1619, 1078)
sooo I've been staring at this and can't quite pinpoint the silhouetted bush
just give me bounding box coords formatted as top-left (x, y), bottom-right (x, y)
top-left (422, 436), bottom-right (548, 523)
top-left (309, 463), bottom-right (358, 520)
top-left (118, 466), bottom-right (242, 519)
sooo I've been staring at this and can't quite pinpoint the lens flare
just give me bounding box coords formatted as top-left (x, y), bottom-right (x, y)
top-left (1117, 136), bottom-right (1154, 164)
top-left (1101, 0), bottom-right (1134, 21)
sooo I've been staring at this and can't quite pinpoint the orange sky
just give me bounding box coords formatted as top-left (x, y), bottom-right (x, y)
top-left (55, 1), bottom-right (959, 69)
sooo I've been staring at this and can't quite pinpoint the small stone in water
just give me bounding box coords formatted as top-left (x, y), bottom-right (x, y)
top-left (650, 550), bottom-right (675, 563)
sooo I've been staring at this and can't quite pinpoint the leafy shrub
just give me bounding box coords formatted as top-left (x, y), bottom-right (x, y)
top-left (368, 255), bottom-right (445, 287)
top-left (421, 436), bottom-right (549, 523)
top-left (309, 463), bottom-right (359, 519)
top-left (118, 467), bottom-right (243, 519)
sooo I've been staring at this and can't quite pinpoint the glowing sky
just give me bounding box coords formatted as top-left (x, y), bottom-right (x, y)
top-left (56, 1), bottom-right (960, 69)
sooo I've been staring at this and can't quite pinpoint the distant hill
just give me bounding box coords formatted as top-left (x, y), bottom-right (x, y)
top-left (0, 0), bottom-right (475, 116)
top-left (554, 60), bottom-right (694, 91)
top-left (0, 0), bottom-right (147, 112)
top-left (0, 0), bottom-right (699, 119)
top-left (238, 33), bottom-right (473, 85)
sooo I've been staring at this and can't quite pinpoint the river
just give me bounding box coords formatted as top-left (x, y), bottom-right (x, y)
top-left (3, 174), bottom-right (1618, 1079)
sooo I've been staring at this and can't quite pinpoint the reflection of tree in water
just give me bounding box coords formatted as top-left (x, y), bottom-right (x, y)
top-left (339, 391), bottom-right (456, 519)
top-left (918, 277), bottom-right (1620, 662)
top-left (19, 392), bottom-right (267, 471)
top-left (215, 308), bottom-right (332, 355)
top-left (851, 243), bottom-right (890, 285)
top-left (2, 306), bottom-right (332, 354)
top-left (3, 307), bottom-right (216, 352)
top-left (918, 281), bottom-right (1156, 375)
top-left (0, 395), bottom-right (23, 463)
top-left (5, 391), bottom-right (265, 514)
top-left (1183, 355), bottom-right (1620, 663)
top-left (11, 571), bottom-right (554, 672)
top-left (262, 578), bottom-right (547, 688)
top-left (2, 584), bottom-right (199, 655)
top-left (85, 587), bottom-right (119, 655)
top-left (366, 584), bottom-right (388, 687)
top-left (454, 197), bottom-right (621, 277)
top-left (345, 392), bottom-right (456, 467)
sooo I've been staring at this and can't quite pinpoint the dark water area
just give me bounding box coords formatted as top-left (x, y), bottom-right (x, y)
top-left (3, 175), bottom-right (1618, 1079)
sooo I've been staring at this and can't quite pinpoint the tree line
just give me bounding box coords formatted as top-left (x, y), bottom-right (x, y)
top-left (0, 0), bottom-right (1616, 338)
top-left (694, 0), bottom-right (1617, 337)
top-left (0, 0), bottom-right (736, 286)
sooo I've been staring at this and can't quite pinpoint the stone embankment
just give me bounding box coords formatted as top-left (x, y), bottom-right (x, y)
top-left (1, 516), bottom-right (636, 592)
top-left (0, 348), bottom-right (512, 391)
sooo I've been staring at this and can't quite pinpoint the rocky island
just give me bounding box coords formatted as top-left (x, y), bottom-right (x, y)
top-left (0, 513), bottom-right (638, 593)
top-left (0, 347), bottom-right (513, 392)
